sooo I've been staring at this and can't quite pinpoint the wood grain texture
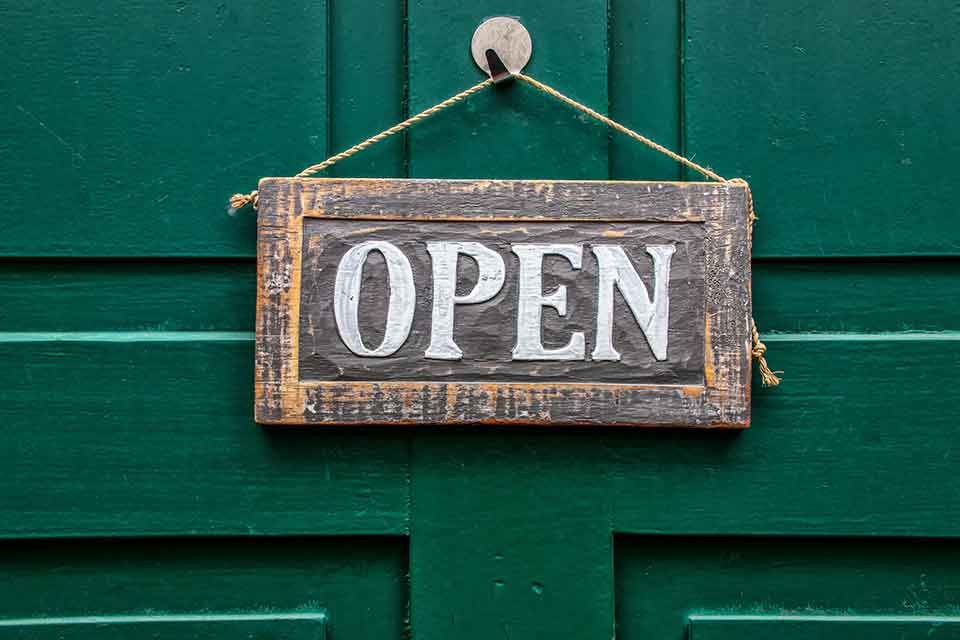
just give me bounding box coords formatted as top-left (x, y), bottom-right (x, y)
top-left (406, 335), bottom-right (960, 640)
top-left (684, 0), bottom-right (960, 257)
top-left (328, 0), bottom-right (404, 179)
top-left (410, 434), bottom-right (614, 640)
top-left (0, 1), bottom-right (328, 257)
top-left (291, 178), bottom-right (713, 222)
top-left (0, 261), bottom-right (255, 331)
top-left (407, 1), bottom-right (609, 180)
top-left (618, 535), bottom-right (960, 640)
top-left (610, 334), bottom-right (960, 537)
top-left (255, 177), bottom-right (751, 427)
top-left (0, 613), bottom-right (326, 640)
top-left (0, 338), bottom-right (408, 537)
top-left (609, 0), bottom-right (682, 181)
top-left (3, 2), bottom-right (959, 638)
top-left (0, 537), bottom-right (405, 640)
top-left (689, 615), bottom-right (960, 640)
top-left (753, 260), bottom-right (960, 333)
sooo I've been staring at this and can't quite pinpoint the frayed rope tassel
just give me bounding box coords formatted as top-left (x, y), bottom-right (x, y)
top-left (228, 190), bottom-right (258, 216)
top-left (752, 322), bottom-right (782, 387)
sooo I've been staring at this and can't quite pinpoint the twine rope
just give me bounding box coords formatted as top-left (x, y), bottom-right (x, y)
top-left (229, 72), bottom-right (780, 386)
top-left (228, 78), bottom-right (494, 211)
top-left (514, 74), bottom-right (725, 182)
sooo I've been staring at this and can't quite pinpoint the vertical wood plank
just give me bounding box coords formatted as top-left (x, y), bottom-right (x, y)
top-left (609, 0), bottom-right (683, 180)
top-left (410, 436), bottom-right (613, 640)
top-left (406, 1), bottom-right (609, 179)
top-left (328, 0), bottom-right (405, 177)
top-left (683, 0), bottom-right (960, 257)
top-left (406, 5), bottom-right (613, 637)
top-left (0, 1), bottom-right (328, 257)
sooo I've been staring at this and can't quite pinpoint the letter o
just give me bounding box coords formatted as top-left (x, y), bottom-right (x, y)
top-left (333, 241), bottom-right (415, 357)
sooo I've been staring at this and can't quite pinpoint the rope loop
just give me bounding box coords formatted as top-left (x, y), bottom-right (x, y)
top-left (227, 71), bottom-right (781, 387)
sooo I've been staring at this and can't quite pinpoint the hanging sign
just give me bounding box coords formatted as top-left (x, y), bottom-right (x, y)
top-left (255, 178), bottom-right (752, 427)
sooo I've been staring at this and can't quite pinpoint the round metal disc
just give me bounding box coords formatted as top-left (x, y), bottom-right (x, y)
top-left (471, 16), bottom-right (532, 76)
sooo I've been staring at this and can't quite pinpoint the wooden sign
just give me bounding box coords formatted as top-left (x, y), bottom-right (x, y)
top-left (255, 178), bottom-right (752, 427)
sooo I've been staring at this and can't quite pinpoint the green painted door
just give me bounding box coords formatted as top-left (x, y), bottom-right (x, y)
top-left (2, 1), bottom-right (958, 638)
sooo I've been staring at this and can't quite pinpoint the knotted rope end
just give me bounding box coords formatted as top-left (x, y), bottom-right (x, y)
top-left (751, 322), bottom-right (782, 387)
top-left (228, 190), bottom-right (258, 216)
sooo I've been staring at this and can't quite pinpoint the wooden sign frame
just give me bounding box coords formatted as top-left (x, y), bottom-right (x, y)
top-left (255, 178), bottom-right (752, 428)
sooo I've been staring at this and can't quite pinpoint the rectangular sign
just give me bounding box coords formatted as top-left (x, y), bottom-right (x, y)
top-left (255, 178), bottom-right (752, 427)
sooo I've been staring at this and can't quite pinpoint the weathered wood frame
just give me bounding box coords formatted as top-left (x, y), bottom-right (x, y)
top-left (255, 178), bottom-right (752, 428)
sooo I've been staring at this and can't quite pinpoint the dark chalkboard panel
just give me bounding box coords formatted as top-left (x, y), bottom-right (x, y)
top-left (255, 178), bottom-right (751, 427)
top-left (298, 219), bottom-right (706, 385)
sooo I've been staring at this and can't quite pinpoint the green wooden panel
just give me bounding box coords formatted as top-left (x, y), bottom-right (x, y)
top-left (684, 0), bottom-right (960, 257)
top-left (2, 2), bottom-right (958, 640)
top-left (754, 261), bottom-right (960, 333)
top-left (410, 435), bottom-right (614, 640)
top-left (328, 0), bottom-right (405, 178)
top-left (0, 1), bottom-right (326, 257)
top-left (609, 0), bottom-right (682, 180)
top-left (689, 615), bottom-right (960, 640)
top-left (407, 1), bottom-right (608, 179)
top-left (610, 335), bottom-right (960, 536)
top-left (0, 261), bottom-right (254, 332)
top-left (0, 613), bottom-right (326, 640)
top-left (616, 535), bottom-right (960, 640)
top-left (0, 338), bottom-right (408, 536)
top-left (0, 536), bottom-right (405, 639)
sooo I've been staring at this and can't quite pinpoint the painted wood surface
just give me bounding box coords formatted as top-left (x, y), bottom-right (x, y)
top-left (684, 1), bottom-right (960, 257)
top-left (0, 537), bottom-right (404, 640)
top-left (2, 0), bottom-right (958, 638)
top-left (0, 613), bottom-right (327, 640)
top-left (689, 615), bottom-right (960, 640)
top-left (0, 338), bottom-right (408, 537)
top-left (408, 1), bottom-right (608, 180)
top-left (619, 536), bottom-right (960, 639)
top-left (0, 1), bottom-right (329, 257)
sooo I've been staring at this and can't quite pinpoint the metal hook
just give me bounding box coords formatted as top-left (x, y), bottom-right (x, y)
top-left (485, 48), bottom-right (512, 82)
top-left (471, 17), bottom-right (532, 81)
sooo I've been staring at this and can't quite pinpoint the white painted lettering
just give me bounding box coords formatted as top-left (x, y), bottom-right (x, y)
top-left (592, 244), bottom-right (675, 361)
top-left (334, 240), bottom-right (415, 357)
top-left (425, 241), bottom-right (506, 360)
top-left (511, 244), bottom-right (586, 361)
